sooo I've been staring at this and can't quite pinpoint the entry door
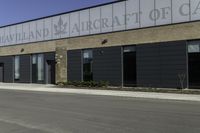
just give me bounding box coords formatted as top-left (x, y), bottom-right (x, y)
top-left (0, 64), bottom-right (4, 82)
top-left (123, 46), bottom-right (136, 87)
top-left (47, 60), bottom-right (55, 84)
top-left (32, 64), bottom-right (37, 83)
top-left (188, 53), bottom-right (200, 88)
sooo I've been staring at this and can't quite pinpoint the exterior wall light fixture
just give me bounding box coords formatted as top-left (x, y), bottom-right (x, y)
top-left (101, 39), bottom-right (108, 45)
top-left (20, 48), bottom-right (24, 53)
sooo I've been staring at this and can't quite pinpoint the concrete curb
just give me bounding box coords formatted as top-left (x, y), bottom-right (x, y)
top-left (0, 83), bottom-right (199, 102)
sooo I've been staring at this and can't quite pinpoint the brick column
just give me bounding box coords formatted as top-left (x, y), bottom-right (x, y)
top-left (55, 40), bottom-right (68, 83)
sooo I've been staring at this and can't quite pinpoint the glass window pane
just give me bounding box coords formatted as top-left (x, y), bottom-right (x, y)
top-left (188, 44), bottom-right (200, 53)
top-left (37, 54), bottom-right (44, 81)
top-left (83, 50), bottom-right (93, 81)
top-left (14, 56), bottom-right (20, 80)
top-left (32, 55), bottom-right (37, 64)
top-left (83, 50), bottom-right (93, 59)
top-left (124, 46), bottom-right (136, 53)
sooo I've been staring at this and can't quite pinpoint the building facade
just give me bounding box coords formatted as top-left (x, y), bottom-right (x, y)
top-left (0, 0), bottom-right (200, 88)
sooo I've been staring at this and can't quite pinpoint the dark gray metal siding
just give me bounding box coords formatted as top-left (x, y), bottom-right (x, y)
top-left (93, 47), bottom-right (122, 86)
top-left (0, 56), bottom-right (14, 83)
top-left (137, 41), bottom-right (187, 88)
top-left (160, 42), bottom-right (187, 88)
top-left (67, 50), bottom-right (82, 81)
top-left (137, 43), bottom-right (161, 87)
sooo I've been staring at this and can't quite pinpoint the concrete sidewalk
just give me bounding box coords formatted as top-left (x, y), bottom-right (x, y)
top-left (0, 83), bottom-right (199, 102)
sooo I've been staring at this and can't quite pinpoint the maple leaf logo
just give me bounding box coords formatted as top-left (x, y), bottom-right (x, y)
top-left (54, 17), bottom-right (68, 35)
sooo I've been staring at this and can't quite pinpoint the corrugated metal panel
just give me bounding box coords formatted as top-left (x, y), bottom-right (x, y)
top-left (137, 41), bottom-right (187, 88)
top-left (67, 50), bottom-right (82, 81)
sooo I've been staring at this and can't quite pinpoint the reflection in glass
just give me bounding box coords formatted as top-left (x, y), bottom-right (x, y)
top-left (14, 56), bottom-right (20, 80)
top-left (37, 54), bottom-right (44, 81)
top-left (83, 50), bottom-right (93, 81)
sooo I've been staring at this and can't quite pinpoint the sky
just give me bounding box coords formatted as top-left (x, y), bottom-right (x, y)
top-left (0, 0), bottom-right (114, 27)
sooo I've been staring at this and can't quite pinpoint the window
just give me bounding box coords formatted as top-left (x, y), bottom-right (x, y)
top-left (32, 54), bottom-right (37, 64)
top-left (123, 46), bottom-right (137, 87)
top-left (14, 56), bottom-right (20, 80)
top-left (188, 41), bottom-right (200, 53)
top-left (37, 54), bottom-right (44, 81)
top-left (123, 46), bottom-right (136, 53)
top-left (83, 50), bottom-right (93, 81)
top-left (32, 55), bottom-right (37, 83)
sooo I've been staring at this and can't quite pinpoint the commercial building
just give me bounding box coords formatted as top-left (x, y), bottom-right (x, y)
top-left (0, 0), bottom-right (200, 88)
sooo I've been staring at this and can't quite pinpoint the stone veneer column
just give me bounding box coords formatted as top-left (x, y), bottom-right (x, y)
top-left (55, 40), bottom-right (68, 83)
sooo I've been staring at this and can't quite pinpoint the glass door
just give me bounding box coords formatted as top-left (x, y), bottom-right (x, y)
top-left (188, 43), bottom-right (200, 88)
top-left (123, 46), bottom-right (136, 87)
top-left (83, 50), bottom-right (93, 81)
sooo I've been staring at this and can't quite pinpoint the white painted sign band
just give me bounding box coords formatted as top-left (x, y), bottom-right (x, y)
top-left (0, 0), bottom-right (200, 46)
